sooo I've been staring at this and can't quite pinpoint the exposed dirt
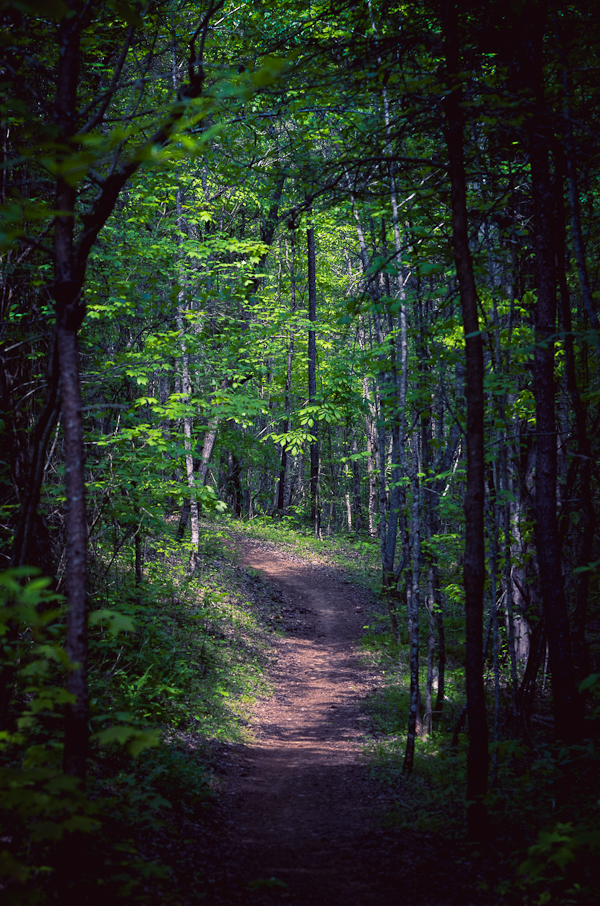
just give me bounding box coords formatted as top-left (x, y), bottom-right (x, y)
top-left (202, 537), bottom-right (490, 906)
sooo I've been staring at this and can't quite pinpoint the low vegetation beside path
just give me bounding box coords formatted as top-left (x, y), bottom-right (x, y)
top-left (1, 517), bottom-right (599, 904)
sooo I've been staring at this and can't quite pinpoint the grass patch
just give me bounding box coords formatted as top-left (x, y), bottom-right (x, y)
top-left (225, 515), bottom-right (381, 587)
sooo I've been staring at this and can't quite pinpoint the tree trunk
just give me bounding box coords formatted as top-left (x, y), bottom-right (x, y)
top-left (425, 586), bottom-right (435, 738)
top-left (227, 450), bottom-right (243, 517)
top-left (351, 433), bottom-right (363, 532)
top-left (51, 12), bottom-right (89, 783)
top-left (174, 188), bottom-right (200, 570)
top-left (404, 451), bottom-right (422, 773)
top-left (526, 29), bottom-right (581, 742)
top-left (363, 377), bottom-right (379, 537)
top-left (344, 456), bottom-right (352, 531)
top-left (177, 330), bottom-right (200, 569)
top-left (277, 228), bottom-right (296, 514)
top-left (57, 305), bottom-right (89, 781)
top-left (554, 155), bottom-right (594, 691)
top-left (442, 0), bottom-right (489, 842)
top-left (486, 469), bottom-right (501, 782)
top-left (517, 617), bottom-right (546, 743)
top-left (307, 222), bottom-right (320, 537)
top-left (176, 413), bottom-right (220, 539)
top-left (431, 562), bottom-right (446, 727)
top-left (558, 43), bottom-right (600, 363)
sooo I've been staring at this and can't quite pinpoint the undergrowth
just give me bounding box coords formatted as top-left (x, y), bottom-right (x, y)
top-left (3, 515), bottom-right (599, 905)
top-left (226, 514), bottom-right (381, 586)
top-left (0, 519), bottom-right (277, 904)
top-left (217, 517), bottom-right (600, 906)
top-left (358, 593), bottom-right (600, 906)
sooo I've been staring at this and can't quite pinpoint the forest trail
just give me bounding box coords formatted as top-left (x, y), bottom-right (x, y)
top-left (205, 537), bottom-right (486, 906)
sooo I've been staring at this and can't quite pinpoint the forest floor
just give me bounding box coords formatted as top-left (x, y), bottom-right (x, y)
top-left (193, 533), bottom-right (495, 906)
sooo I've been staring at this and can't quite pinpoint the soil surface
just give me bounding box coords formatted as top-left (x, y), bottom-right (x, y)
top-left (202, 537), bottom-right (488, 906)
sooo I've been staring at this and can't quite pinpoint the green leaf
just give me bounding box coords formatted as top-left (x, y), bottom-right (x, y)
top-left (251, 57), bottom-right (287, 88)
top-left (89, 609), bottom-right (135, 636)
top-left (96, 725), bottom-right (160, 756)
top-left (579, 673), bottom-right (600, 693)
top-left (0, 0), bottom-right (68, 19)
top-left (106, 0), bottom-right (144, 27)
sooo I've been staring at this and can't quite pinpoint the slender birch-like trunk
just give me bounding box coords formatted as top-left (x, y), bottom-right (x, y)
top-left (175, 189), bottom-right (200, 573)
top-left (485, 469), bottom-right (501, 784)
top-left (404, 447), bottom-right (422, 773)
top-left (277, 227), bottom-right (296, 514)
top-left (307, 221), bottom-right (320, 537)
top-left (362, 375), bottom-right (379, 537)
top-left (425, 587), bottom-right (435, 738)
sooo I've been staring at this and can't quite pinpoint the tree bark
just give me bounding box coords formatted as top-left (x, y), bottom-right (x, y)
top-left (557, 40), bottom-right (600, 363)
top-left (525, 28), bottom-right (581, 742)
top-left (363, 378), bottom-right (379, 538)
top-left (425, 584), bottom-right (435, 738)
top-left (175, 188), bottom-right (200, 572)
top-left (277, 227), bottom-right (296, 514)
top-left (57, 297), bottom-right (88, 781)
top-left (404, 450), bottom-right (422, 773)
top-left (176, 412), bottom-right (220, 538)
top-left (351, 433), bottom-right (363, 532)
top-left (227, 450), bottom-right (244, 517)
top-left (307, 222), bottom-right (320, 537)
top-left (50, 9), bottom-right (89, 782)
top-left (431, 562), bottom-right (446, 727)
top-left (442, 0), bottom-right (488, 842)
top-left (554, 155), bottom-right (594, 692)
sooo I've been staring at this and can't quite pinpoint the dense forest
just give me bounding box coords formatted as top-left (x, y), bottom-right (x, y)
top-left (1, 0), bottom-right (600, 902)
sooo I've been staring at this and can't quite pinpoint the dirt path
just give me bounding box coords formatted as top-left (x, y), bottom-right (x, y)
top-left (205, 538), bottom-right (485, 906)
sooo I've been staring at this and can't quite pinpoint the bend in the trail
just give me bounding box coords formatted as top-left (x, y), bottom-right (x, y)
top-left (205, 535), bottom-right (488, 906)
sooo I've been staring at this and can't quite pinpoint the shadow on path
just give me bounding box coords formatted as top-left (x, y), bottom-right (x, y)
top-left (204, 539), bottom-right (485, 906)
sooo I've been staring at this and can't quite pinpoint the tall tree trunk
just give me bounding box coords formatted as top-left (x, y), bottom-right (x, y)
top-left (277, 227), bottom-right (296, 514)
top-left (430, 561), bottom-right (446, 728)
top-left (344, 455), bottom-right (353, 530)
top-left (54, 12), bottom-right (88, 782)
top-left (351, 433), bottom-right (363, 532)
top-left (350, 196), bottom-right (381, 543)
top-left (554, 155), bottom-right (594, 691)
top-left (57, 291), bottom-right (88, 781)
top-left (442, 0), bottom-right (488, 842)
top-left (526, 27), bottom-right (581, 742)
top-left (486, 468), bottom-right (501, 783)
top-left (404, 449), bottom-right (422, 773)
top-left (175, 189), bottom-right (199, 572)
top-left (363, 377), bottom-right (379, 538)
top-left (368, 0), bottom-right (408, 587)
top-left (307, 222), bottom-right (320, 537)
top-left (176, 412), bottom-right (220, 539)
top-left (557, 39), bottom-right (600, 363)
top-left (425, 584), bottom-right (435, 738)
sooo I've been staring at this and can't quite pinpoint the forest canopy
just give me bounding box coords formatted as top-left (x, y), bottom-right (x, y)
top-left (1, 0), bottom-right (600, 902)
